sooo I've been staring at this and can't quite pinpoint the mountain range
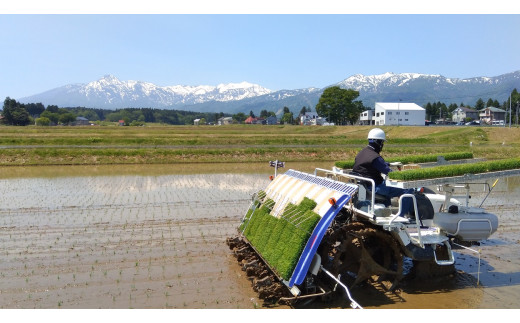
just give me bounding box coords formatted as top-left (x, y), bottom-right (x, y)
top-left (19, 71), bottom-right (520, 115)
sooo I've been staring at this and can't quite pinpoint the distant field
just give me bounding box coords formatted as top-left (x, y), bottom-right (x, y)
top-left (0, 125), bottom-right (519, 166)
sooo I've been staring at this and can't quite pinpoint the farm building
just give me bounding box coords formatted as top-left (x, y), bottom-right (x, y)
top-left (373, 102), bottom-right (425, 126)
top-left (75, 117), bottom-right (90, 126)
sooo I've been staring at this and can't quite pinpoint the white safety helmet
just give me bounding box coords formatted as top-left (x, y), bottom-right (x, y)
top-left (367, 128), bottom-right (386, 141)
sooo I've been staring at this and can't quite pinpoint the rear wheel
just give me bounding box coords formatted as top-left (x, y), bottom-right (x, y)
top-left (410, 244), bottom-right (455, 278)
top-left (321, 222), bottom-right (404, 291)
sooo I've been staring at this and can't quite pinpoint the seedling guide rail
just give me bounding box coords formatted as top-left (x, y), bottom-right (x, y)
top-left (386, 168), bottom-right (520, 189)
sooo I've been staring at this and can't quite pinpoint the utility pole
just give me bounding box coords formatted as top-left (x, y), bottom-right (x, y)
top-left (509, 94), bottom-right (512, 128)
top-left (516, 101), bottom-right (520, 127)
top-left (397, 99), bottom-right (401, 126)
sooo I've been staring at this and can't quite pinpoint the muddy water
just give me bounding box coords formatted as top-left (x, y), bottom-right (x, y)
top-left (0, 163), bottom-right (519, 309)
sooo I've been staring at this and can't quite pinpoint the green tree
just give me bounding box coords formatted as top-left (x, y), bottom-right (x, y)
top-left (350, 101), bottom-right (368, 124)
top-left (35, 117), bottom-right (51, 126)
top-left (424, 102), bottom-right (436, 121)
top-left (46, 105), bottom-right (59, 113)
top-left (1, 97), bottom-right (17, 123)
top-left (280, 107), bottom-right (294, 124)
top-left (503, 88), bottom-right (520, 125)
top-left (214, 112), bottom-right (225, 123)
top-left (281, 112), bottom-right (294, 125)
top-left (59, 112), bottom-right (77, 125)
top-left (40, 110), bottom-right (59, 124)
top-left (425, 101), bottom-right (451, 121)
top-left (475, 98), bottom-right (485, 110)
top-left (315, 86), bottom-right (362, 125)
top-left (24, 102), bottom-right (45, 117)
top-left (436, 102), bottom-right (449, 120)
top-left (105, 111), bottom-right (123, 122)
top-left (259, 109), bottom-right (269, 118)
top-left (141, 109), bottom-right (155, 123)
top-left (233, 112), bottom-right (247, 123)
top-left (486, 98), bottom-right (500, 108)
top-left (1, 97), bottom-right (31, 126)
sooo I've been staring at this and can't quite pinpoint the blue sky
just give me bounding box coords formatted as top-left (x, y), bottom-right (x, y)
top-left (1, 3), bottom-right (520, 101)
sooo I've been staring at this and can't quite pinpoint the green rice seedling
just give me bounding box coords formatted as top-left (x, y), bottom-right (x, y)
top-left (335, 151), bottom-right (474, 169)
top-left (273, 208), bottom-right (319, 279)
top-left (388, 157), bottom-right (520, 181)
top-left (243, 197), bottom-right (320, 280)
top-left (242, 200), bottom-right (272, 241)
top-left (260, 215), bottom-right (288, 261)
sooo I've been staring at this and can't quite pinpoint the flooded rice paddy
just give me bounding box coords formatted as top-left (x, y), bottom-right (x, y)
top-left (0, 162), bottom-right (519, 310)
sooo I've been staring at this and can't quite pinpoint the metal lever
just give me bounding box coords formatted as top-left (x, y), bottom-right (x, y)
top-left (479, 179), bottom-right (499, 208)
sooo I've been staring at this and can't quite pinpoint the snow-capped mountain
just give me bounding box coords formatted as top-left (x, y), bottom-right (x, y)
top-left (19, 75), bottom-right (272, 109)
top-left (332, 71), bottom-right (520, 108)
top-left (18, 71), bottom-right (520, 113)
top-left (334, 72), bottom-right (517, 92)
top-left (336, 72), bottom-right (445, 91)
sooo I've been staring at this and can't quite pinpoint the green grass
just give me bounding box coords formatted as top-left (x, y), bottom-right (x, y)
top-left (0, 125), bottom-right (519, 166)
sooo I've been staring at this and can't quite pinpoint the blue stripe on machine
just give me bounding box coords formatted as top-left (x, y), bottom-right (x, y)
top-left (288, 193), bottom-right (352, 287)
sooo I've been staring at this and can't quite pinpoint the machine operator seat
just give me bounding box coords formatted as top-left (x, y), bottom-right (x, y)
top-left (348, 171), bottom-right (391, 207)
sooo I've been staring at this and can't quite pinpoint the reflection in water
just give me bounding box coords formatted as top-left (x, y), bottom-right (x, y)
top-left (0, 161), bottom-right (336, 179)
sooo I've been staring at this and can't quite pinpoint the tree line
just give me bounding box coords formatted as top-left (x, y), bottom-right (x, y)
top-left (424, 89), bottom-right (520, 123)
top-left (0, 97), bottom-right (325, 126)
top-left (0, 86), bottom-right (367, 127)
top-left (0, 97), bottom-right (234, 126)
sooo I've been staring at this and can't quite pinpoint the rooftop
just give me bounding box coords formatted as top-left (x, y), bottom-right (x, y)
top-left (375, 102), bottom-right (424, 111)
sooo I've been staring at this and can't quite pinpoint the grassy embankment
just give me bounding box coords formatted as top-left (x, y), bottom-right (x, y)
top-left (0, 124), bottom-right (519, 166)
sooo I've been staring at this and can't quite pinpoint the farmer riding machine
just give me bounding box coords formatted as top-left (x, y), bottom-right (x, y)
top-left (226, 165), bottom-right (511, 308)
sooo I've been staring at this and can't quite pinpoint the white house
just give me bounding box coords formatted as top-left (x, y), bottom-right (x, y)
top-left (452, 106), bottom-right (479, 123)
top-left (373, 102), bottom-right (425, 126)
top-left (300, 112), bottom-right (327, 126)
top-left (218, 117), bottom-right (233, 125)
top-left (300, 112), bottom-right (318, 125)
top-left (359, 110), bottom-right (375, 125)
